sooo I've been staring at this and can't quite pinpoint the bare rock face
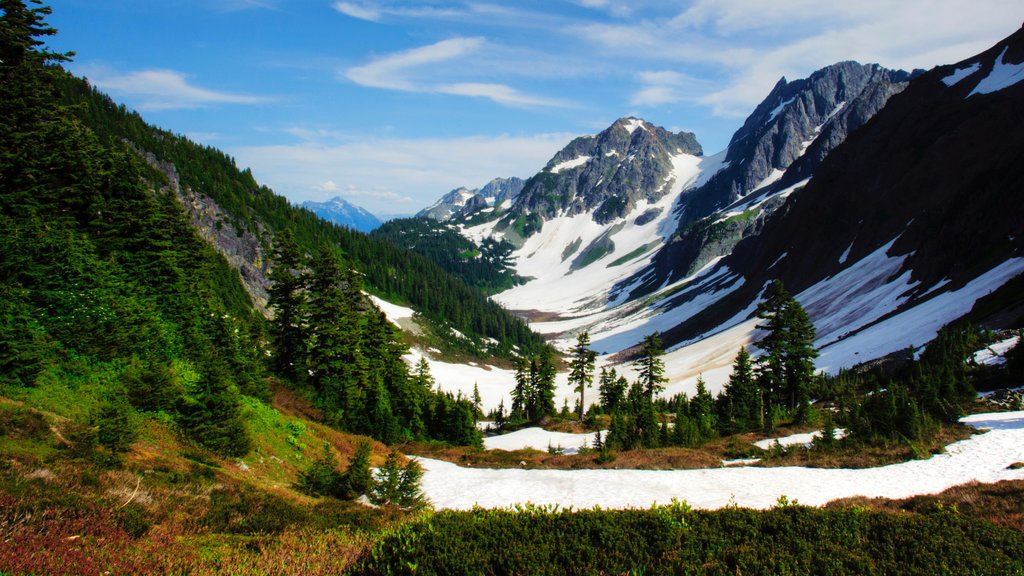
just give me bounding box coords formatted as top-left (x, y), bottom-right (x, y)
top-left (144, 152), bottom-right (272, 315)
top-left (626, 62), bottom-right (912, 298)
top-left (507, 118), bottom-right (702, 227)
top-left (418, 177), bottom-right (526, 222)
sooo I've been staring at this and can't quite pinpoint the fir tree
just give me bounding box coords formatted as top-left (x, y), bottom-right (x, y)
top-left (568, 331), bottom-right (597, 421)
top-left (370, 450), bottom-right (428, 510)
top-left (343, 439), bottom-right (373, 498)
top-left (754, 281), bottom-right (818, 428)
top-left (266, 228), bottom-right (306, 379)
top-left (635, 332), bottom-right (667, 400)
top-left (298, 442), bottom-right (344, 498)
top-left (598, 367), bottom-right (626, 413)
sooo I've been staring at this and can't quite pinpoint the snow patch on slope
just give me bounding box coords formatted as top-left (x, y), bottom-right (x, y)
top-left (484, 427), bottom-right (603, 454)
top-left (419, 411), bottom-right (1024, 510)
top-left (550, 156), bottom-right (592, 174)
top-left (816, 258), bottom-right (1024, 373)
top-left (943, 62), bottom-right (981, 86)
top-left (969, 47), bottom-right (1024, 96)
top-left (493, 152), bottom-right (704, 315)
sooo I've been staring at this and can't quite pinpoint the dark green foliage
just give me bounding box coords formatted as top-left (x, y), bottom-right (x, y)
top-left (371, 218), bottom-right (522, 294)
top-left (175, 358), bottom-right (251, 458)
top-left (507, 348), bottom-right (558, 425)
top-left (568, 331), bottom-right (597, 419)
top-left (1, 1), bottom-right (267, 462)
top-left (716, 347), bottom-right (761, 435)
top-left (369, 450), bottom-right (428, 510)
top-left (358, 505), bottom-right (1024, 575)
top-left (635, 332), bottom-right (667, 400)
top-left (1008, 332), bottom-right (1024, 383)
top-left (122, 357), bottom-right (181, 413)
top-left (755, 281), bottom-right (818, 430)
top-left (56, 74), bottom-right (544, 361)
top-left (92, 395), bottom-right (138, 454)
top-left (343, 440), bottom-right (374, 498)
top-left (297, 442), bottom-right (345, 498)
top-left (597, 367), bottom-right (627, 413)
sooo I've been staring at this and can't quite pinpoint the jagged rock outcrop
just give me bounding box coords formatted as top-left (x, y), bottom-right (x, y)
top-left (660, 26), bottom-right (1024, 347)
top-left (506, 118), bottom-right (702, 227)
top-left (683, 62), bottom-right (912, 221)
top-left (418, 177), bottom-right (525, 222)
top-left (626, 62), bottom-right (911, 297)
top-left (143, 153), bottom-right (272, 315)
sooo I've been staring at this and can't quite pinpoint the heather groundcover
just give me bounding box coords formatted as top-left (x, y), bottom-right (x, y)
top-left (356, 503), bottom-right (1024, 576)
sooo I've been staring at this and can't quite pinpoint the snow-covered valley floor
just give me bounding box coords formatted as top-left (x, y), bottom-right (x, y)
top-left (418, 411), bottom-right (1024, 510)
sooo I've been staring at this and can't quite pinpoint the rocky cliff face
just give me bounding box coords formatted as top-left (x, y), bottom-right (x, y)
top-left (659, 26), bottom-right (1024, 347)
top-left (506, 118), bottom-right (702, 227)
top-left (144, 153), bottom-right (272, 315)
top-left (626, 62), bottom-right (911, 297)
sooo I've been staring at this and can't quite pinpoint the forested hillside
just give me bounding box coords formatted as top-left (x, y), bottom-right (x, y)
top-left (372, 217), bottom-right (522, 294)
top-left (54, 74), bottom-right (544, 359)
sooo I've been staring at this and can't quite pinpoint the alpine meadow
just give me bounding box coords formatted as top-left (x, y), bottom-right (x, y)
top-left (3, 1), bottom-right (1024, 575)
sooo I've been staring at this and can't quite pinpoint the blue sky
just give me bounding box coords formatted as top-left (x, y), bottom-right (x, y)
top-left (49, 0), bottom-right (1020, 217)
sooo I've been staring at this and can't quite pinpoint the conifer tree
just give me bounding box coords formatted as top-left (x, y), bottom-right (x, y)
top-left (176, 355), bottom-right (251, 458)
top-left (754, 281), bottom-right (818, 428)
top-left (534, 347), bottom-right (557, 419)
top-left (598, 367), bottom-right (628, 413)
top-left (267, 228), bottom-right (306, 379)
top-left (568, 331), bottom-right (597, 421)
top-left (343, 439), bottom-right (374, 498)
top-left (635, 332), bottom-right (668, 400)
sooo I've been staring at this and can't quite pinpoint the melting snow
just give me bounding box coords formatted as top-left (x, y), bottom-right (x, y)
top-left (973, 335), bottom-right (1021, 367)
top-left (753, 428), bottom-right (848, 450)
top-left (816, 258), bottom-right (1024, 373)
top-left (943, 62), bottom-right (982, 86)
top-left (550, 156), bottom-right (592, 174)
top-left (969, 47), bottom-right (1024, 96)
top-left (484, 427), bottom-right (605, 454)
top-left (623, 118), bottom-right (647, 134)
top-left (837, 241), bottom-right (854, 264)
top-left (767, 97), bottom-right (796, 122)
top-left (418, 411), bottom-right (1024, 510)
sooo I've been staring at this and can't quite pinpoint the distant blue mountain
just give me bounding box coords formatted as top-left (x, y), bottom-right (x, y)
top-left (301, 196), bottom-right (382, 233)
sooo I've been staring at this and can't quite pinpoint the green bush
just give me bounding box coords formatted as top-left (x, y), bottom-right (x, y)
top-left (356, 505), bottom-right (1024, 575)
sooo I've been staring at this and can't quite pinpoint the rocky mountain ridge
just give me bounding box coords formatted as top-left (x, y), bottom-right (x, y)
top-left (417, 177), bottom-right (525, 222)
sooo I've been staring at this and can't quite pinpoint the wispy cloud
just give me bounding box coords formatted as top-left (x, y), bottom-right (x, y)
top-left (230, 131), bottom-right (574, 213)
top-left (346, 37), bottom-right (485, 90)
top-left (86, 68), bottom-right (271, 111)
top-left (630, 70), bottom-right (708, 107)
top-left (344, 37), bottom-right (568, 108)
top-left (333, 1), bottom-right (381, 22)
top-left (574, 0), bottom-right (1020, 117)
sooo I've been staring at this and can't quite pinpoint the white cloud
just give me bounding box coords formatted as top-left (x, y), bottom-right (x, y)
top-left (345, 37), bottom-right (568, 108)
top-left (345, 37), bottom-right (486, 91)
top-left (630, 70), bottom-right (708, 107)
top-left (333, 1), bottom-right (382, 22)
top-left (86, 68), bottom-right (270, 111)
top-left (440, 82), bottom-right (568, 108)
top-left (230, 132), bottom-right (574, 214)
top-left (574, 0), bottom-right (1021, 117)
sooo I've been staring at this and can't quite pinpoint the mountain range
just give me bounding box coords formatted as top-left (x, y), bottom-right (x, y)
top-left (404, 25), bottom-right (1024, 397)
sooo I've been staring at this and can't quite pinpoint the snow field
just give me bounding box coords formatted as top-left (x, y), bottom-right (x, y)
top-left (492, 152), bottom-right (704, 315)
top-left (483, 427), bottom-right (605, 454)
top-left (417, 411), bottom-right (1024, 510)
top-left (753, 428), bottom-right (848, 450)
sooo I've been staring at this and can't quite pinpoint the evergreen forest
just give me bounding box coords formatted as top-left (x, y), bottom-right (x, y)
top-left (2, 3), bottom-right (1023, 575)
